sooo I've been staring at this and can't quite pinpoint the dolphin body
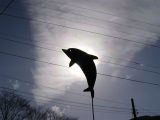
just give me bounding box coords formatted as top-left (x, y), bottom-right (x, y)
top-left (62, 48), bottom-right (98, 98)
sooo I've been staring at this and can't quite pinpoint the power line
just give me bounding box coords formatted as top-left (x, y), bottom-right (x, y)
top-left (0, 36), bottom-right (61, 53)
top-left (0, 77), bottom-right (129, 111)
top-left (0, 0), bottom-right (16, 15)
top-left (2, 13), bottom-right (160, 50)
top-left (99, 60), bottom-right (160, 76)
top-left (6, 6), bottom-right (160, 49)
top-left (0, 50), bottom-right (160, 87)
top-left (4, 0), bottom-right (159, 49)
top-left (100, 55), bottom-right (160, 69)
top-left (0, 32), bottom-right (63, 50)
top-left (1, 0), bottom-right (159, 80)
top-left (0, 74), bottom-right (130, 106)
top-left (1, 87), bottom-right (157, 115)
top-left (0, 87), bottom-right (131, 114)
top-left (1, 35), bottom-right (160, 76)
top-left (136, 103), bottom-right (160, 115)
top-left (136, 107), bottom-right (159, 115)
top-left (19, 0), bottom-right (160, 34)
top-left (1, 87), bottom-right (156, 115)
top-left (97, 73), bottom-right (160, 86)
top-left (0, 51), bottom-right (68, 68)
top-left (1, 2), bottom-right (160, 69)
top-left (8, 4), bottom-right (160, 49)
top-left (0, 86), bottom-right (131, 111)
top-left (8, 1), bottom-right (158, 42)
top-left (0, 32), bottom-right (159, 70)
top-left (47, 0), bottom-right (160, 28)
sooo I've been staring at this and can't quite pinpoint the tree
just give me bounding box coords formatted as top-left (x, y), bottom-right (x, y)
top-left (0, 90), bottom-right (30, 120)
top-left (0, 90), bottom-right (78, 120)
top-left (46, 109), bottom-right (78, 120)
top-left (26, 107), bottom-right (48, 120)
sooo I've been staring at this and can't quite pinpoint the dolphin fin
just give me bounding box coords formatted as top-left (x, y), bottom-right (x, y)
top-left (69, 60), bottom-right (75, 67)
top-left (83, 88), bottom-right (94, 98)
top-left (89, 55), bottom-right (98, 60)
top-left (83, 88), bottom-right (90, 92)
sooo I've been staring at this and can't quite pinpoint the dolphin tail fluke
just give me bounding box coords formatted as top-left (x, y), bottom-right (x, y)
top-left (83, 87), bottom-right (90, 92)
top-left (83, 88), bottom-right (94, 98)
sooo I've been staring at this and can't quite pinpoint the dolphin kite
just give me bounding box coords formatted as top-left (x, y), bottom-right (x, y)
top-left (62, 48), bottom-right (98, 98)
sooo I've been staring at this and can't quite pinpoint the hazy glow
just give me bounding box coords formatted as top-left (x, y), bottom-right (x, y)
top-left (69, 64), bottom-right (85, 78)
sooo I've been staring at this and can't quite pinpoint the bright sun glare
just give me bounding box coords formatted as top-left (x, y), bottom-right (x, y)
top-left (67, 46), bottom-right (99, 80)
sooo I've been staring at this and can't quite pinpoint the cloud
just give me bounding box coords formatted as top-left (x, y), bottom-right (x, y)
top-left (32, 61), bottom-right (85, 103)
top-left (52, 105), bottom-right (65, 116)
top-left (24, 0), bottom-right (160, 111)
top-left (12, 80), bottom-right (19, 90)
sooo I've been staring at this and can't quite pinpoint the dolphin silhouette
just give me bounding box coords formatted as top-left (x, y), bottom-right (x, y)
top-left (62, 48), bottom-right (98, 98)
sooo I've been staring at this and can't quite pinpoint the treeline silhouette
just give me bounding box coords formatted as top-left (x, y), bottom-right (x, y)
top-left (0, 90), bottom-right (78, 120)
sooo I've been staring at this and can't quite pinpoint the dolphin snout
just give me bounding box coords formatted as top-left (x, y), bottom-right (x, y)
top-left (62, 49), bottom-right (67, 53)
top-left (62, 49), bottom-right (70, 57)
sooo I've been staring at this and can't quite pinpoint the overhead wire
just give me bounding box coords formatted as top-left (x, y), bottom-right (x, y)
top-left (99, 60), bottom-right (160, 76)
top-left (1, 1), bottom-right (159, 71)
top-left (0, 0), bottom-right (160, 70)
top-left (0, 74), bottom-right (130, 106)
top-left (0, 84), bottom-right (158, 115)
top-left (0, 32), bottom-right (159, 70)
top-left (1, 36), bottom-right (160, 76)
top-left (1, 3), bottom-right (160, 73)
top-left (0, 88), bottom-right (126, 114)
top-left (2, 12), bottom-right (160, 50)
top-left (136, 104), bottom-right (160, 115)
top-left (97, 73), bottom-right (160, 86)
top-left (0, 86), bottom-right (131, 112)
top-left (1, 87), bottom-right (156, 115)
top-left (0, 51), bottom-right (68, 68)
top-left (0, 88), bottom-right (131, 114)
top-left (6, 5), bottom-right (160, 51)
top-left (100, 55), bottom-right (160, 69)
top-left (8, 1), bottom-right (158, 43)
top-left (0, 50), bottom-right (160, 87)
top-left (47, 0), bottom-right (160, 28)
top-left (0, 0), bottom-right (16, 15)
top-left (17, 0), bottom-right (160, 35)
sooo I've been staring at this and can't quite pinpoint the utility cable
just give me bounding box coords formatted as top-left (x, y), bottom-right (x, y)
top-left (0, 51), bottom-right (160, 87)
top-left (0, 0), bottom-right (16, 15)
top-left (1, 36), bottom-right (160, 76)
top-left (2, 13), bottom-right (160, 49)
top-left (0, 74), bottom-right (130, 106)
top-left (0, 33), bottom-right (159, 70)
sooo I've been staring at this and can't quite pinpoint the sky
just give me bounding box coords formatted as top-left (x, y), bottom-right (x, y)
top-left (0, 0), bottom-right (160, 120)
